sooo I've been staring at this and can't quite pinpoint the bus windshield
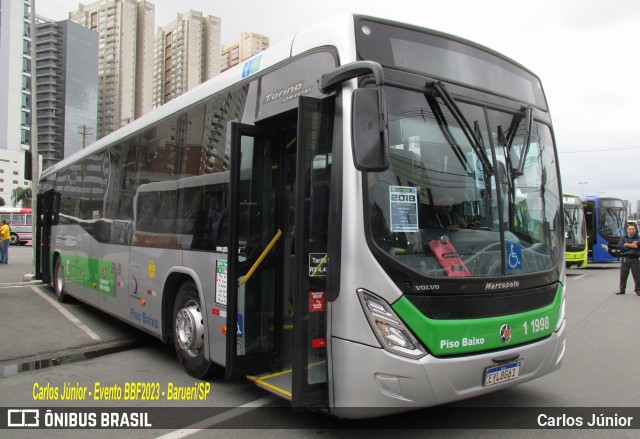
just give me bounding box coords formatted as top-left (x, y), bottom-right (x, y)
top-left (564, 203), bottom-right (586, 247)
top-left (366, 85), bottom-right (562, 278)
top-left (599, 205), bottom-right (625, 239)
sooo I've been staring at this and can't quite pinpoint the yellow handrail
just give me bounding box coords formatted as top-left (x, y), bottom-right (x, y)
top-left (238, 229), bottom-right (282, 286)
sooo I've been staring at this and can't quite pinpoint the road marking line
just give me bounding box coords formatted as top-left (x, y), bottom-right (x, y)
top-left (31, 286), bottom-right (102, 341)
top-left (0, 281), bottom-right (42, 290)
top-left (571, 274), bottom-right (587, 280)
top-left (156, 395), bottom-right (278, 438)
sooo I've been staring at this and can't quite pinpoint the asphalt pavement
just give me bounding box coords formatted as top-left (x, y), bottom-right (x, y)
top-left (0, 242), bottom-right (37, 284)
top-left (0, 244), bottom-right (137, 372)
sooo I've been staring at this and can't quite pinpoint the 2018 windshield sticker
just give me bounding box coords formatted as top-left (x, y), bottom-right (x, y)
top-left (389, 186), bottom-right (419, 232)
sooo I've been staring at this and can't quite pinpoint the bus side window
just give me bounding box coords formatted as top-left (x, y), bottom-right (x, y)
top-left (190, 208), bottom-right (210, 250)
top-left (212, 206), bottom-right (229, 249)
top-left (190, 184), bottom-right (229, 251)
top-left (137, 195), bottom-right (156, 231)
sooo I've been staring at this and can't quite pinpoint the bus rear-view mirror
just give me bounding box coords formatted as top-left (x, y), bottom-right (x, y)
top-left (352, 88), bottom-right (389, 172)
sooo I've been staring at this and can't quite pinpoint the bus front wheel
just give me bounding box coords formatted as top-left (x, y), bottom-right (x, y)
top-left (173, 282), bottom-right (214, 379)
top-left (9, 233), bottom-right (19, 245)
top-left (53, 257), bottom-right (69, 303)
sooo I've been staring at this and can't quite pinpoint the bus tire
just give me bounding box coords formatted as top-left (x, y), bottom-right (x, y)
top-left (53, 256), bottom-right (70, 303)
top-left (173, 282), bottom-right (213, 379)
top-left (9, 233), bottom-right (19, 245)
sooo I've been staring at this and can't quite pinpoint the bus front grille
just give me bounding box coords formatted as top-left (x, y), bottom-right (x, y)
top-left (405, 284), bottom-right (558, 320)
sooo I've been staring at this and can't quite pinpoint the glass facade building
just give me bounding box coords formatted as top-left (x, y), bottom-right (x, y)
top-left (35, 19), bottom-right (98, 169)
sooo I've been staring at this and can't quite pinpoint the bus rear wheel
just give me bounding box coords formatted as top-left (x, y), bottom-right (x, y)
top-left (173, 282), bottom-right (214, 379)
top-left (53, 257), bottom-right (69, 303)
top-left (9, 233), bottom-right (19, 245)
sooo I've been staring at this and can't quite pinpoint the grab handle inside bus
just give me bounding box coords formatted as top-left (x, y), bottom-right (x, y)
top-left (238, 229), bottom-right (282, 286)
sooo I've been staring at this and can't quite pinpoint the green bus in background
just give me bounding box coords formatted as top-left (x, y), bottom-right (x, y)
top-left (563, 193), bottom-right (588, 268)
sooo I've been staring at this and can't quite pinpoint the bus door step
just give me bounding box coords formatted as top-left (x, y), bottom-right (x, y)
top-left (248, 370), bottom-right (292, 400)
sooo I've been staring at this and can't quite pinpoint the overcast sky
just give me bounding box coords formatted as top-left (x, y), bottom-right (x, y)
top-left (35, 0), bottom-right (640, 209)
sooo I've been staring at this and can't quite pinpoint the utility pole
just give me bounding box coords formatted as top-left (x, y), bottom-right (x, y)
top-left (79, 124), bottom-right (94, 148)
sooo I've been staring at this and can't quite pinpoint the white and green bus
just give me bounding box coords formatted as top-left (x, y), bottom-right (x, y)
top-left (36, 14), bottom-right (566, 418)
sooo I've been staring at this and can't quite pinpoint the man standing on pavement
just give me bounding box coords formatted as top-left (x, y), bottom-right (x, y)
top-left (616, 223), bottom-right (640, 295)
top-left (0, 220), bottom-right (9, 264)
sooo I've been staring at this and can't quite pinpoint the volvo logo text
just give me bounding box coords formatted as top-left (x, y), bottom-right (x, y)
top-left (414, 284), bottom-right (440, 291)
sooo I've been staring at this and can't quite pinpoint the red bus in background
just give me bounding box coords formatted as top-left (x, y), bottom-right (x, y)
top-left (0, 207), bottom-right (32, 245)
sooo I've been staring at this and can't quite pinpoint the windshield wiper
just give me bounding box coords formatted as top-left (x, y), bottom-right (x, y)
top-left (431, 81), bottom-right (494, 176)
top-left (498, 106), bottom-right (532, 179)
top-left (605, 208), bottom-right (624, 227)
top-left (474, 120), bottom-right (486, 150)
top-left (424, 91), bottom-right (468, 171)
top-left (564, 213), bottom-right (577, 228)
top-left (498, 126), bottom-right (517, 185)
top-left (513, 106), bottom-right (533, 178)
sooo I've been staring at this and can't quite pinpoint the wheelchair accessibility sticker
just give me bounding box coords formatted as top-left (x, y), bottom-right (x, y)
top-left (506, 242), bottom-right (522, 271)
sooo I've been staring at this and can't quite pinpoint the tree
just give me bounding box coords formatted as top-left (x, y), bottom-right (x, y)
top-left (11, 187), bottom-right (32, 208)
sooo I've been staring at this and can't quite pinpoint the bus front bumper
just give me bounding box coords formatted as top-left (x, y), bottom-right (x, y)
top-left (566, 252), bottom-right (588, 268)
top-left (329, 318), bottom-right (566, 419)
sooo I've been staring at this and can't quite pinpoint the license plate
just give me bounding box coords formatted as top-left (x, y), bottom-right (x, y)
top-left (484, 362), bottom-right (521, 387)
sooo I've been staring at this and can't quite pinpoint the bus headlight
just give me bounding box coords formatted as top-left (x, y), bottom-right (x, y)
top-left (357, 289), bottom-right (427, 359)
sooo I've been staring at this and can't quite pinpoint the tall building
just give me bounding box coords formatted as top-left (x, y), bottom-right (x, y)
top-left (35, 19), bottom-right (98, 169)
top-left (70, 0), bottom-right (154, 139)
top-left (0, 0), bottom-right (32, 154)
top-left (220, 32), bottom-right (269, 72)
top-left (152, 10), bottom-right (221, 108)
top-left (0, 0), bottom-right (33, 205)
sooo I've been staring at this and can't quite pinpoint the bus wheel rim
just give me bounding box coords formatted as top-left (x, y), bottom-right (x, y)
top-left (175, 301), bottom-right (204, 356)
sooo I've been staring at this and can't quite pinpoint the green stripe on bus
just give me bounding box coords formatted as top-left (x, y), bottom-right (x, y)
top-left (393, 285), bottom-right (563, 355)
top-left (55, 252), bottom-right (117, 297)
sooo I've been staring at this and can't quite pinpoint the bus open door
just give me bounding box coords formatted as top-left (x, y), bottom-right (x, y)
top-left (35, 190), bottom-right (60, 283)
top-left (226, 97), bottom-right (334, 410)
